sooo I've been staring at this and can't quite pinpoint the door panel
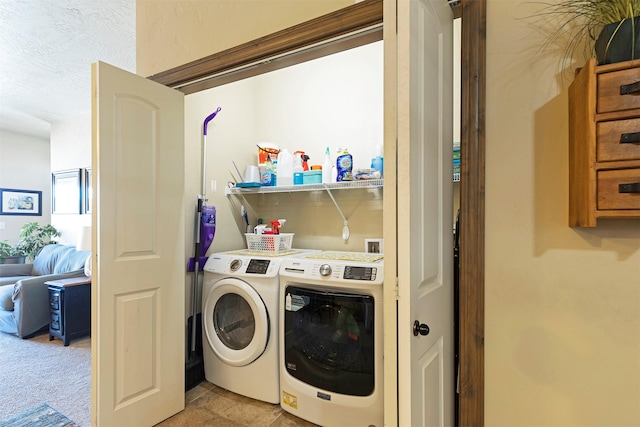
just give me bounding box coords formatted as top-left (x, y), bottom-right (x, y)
top-left (393, 0), bottom-right (454, 425)
top-left (91, 61), bottom-right (185, 426)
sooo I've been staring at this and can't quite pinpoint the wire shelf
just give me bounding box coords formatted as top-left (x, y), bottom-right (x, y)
top-left (225, 179), bottom-right (384, 195)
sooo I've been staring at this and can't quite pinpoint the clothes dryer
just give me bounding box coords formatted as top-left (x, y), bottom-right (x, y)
top-left (278, 251), bottom-right (384, 426)
top-left (202, 249), bottom-right (316, 404)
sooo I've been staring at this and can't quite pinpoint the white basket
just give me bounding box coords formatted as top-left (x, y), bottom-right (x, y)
top-left (245, 233), bottom-right (294, 252)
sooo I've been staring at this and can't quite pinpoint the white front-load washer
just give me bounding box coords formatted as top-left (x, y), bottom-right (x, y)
top-left (202, 249), bottom-right (316, 404)
top-left (278, 251), bottom-right (384, 426)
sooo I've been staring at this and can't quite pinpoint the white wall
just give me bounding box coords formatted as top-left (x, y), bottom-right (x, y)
top-left (49, 112), bottom-right (91, 246)
top-left (0, 130), bottom-right (51, 243)
top-left (185, 41), bottom-right (384, 255)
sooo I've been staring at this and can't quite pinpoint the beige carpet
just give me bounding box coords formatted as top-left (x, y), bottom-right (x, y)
top-left (0, 330), bottom-right (90, 426)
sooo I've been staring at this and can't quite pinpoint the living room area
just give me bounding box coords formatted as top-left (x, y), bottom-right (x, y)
top-left (0, 122), bottom-right (95, 426)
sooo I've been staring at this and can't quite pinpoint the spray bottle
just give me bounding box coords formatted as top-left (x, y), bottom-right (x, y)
top-left (293, 153), bottom-right (304, 185)
top-left (322, 147), bottom-right (332, 183)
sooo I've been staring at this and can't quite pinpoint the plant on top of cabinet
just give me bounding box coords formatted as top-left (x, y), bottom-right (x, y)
top-left (529, 0), bottom-right (640, 71)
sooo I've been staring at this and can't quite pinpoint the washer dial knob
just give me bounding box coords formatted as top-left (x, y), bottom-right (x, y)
top-left (319, 264), bottom-right (332, 277)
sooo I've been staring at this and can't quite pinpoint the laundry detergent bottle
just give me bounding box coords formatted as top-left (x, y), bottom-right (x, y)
top-left (336, 148), bottom-right (353, 181)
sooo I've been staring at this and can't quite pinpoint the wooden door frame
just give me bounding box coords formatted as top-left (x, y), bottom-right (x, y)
top-left (147, 0), bottom-right (485, 425)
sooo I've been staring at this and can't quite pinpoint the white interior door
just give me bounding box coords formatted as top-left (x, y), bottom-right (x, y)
top-left (391, 0), bottom-right (454, 425)
top-left (91, 61), bottom-right (186, 426)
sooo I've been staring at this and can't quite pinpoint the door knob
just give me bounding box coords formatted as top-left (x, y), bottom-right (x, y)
top-left (413, 320), bottom-right (430, 336)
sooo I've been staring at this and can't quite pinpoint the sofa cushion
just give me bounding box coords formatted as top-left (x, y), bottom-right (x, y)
top-left (53, 250), bottom-right (90, 274)
top-left (0, 285), bottom-right (14, 311)
top-left (31, 244), bottom-right (74, 276)
top-left (0, 276), bottom-right (35, 286)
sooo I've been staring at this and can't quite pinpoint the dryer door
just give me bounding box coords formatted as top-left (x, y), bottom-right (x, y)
top-left (203, 277), bottom-right (269, 366)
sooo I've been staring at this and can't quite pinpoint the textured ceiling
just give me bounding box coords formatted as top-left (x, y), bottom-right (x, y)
top-left (0, 0), bottom-right (136, 140)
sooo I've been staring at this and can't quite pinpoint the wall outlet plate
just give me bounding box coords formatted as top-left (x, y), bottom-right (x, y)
top-left (365, 238), bottom-right (383, 254)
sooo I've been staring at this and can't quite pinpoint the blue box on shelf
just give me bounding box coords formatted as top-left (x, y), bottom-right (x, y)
top-left (303, 170), bottom-right (322, 184)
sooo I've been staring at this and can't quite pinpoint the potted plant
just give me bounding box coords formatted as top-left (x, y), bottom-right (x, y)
top-left (0, 222), bottom-right (60, 264)
top-left (532, 0), bottom-right (640, 66)
top-left (0, 240), bottom-right (24, 264)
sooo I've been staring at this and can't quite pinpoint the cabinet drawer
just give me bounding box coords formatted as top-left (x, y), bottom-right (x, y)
top-left (597, 168), bottom-right (640, 209)
top-left (597, 118), bottom-right (640, 161)
top-left (50, 312), bottom-right (60, 331)
top-left (49, 292), bottom-right (60, 310)
top-left (597, 67), bottom-right (640, 113)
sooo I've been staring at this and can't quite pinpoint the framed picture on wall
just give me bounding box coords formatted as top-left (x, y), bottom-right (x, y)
top-left (0, 188), bottom-right (42, 216)
top-left (84, 167), bottom-right (92, 214)
top-left (52, 169), bottom-right (82, 214)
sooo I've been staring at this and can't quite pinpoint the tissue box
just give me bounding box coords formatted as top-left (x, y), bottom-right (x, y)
top-left (303, 170), bottom-right (322, 184)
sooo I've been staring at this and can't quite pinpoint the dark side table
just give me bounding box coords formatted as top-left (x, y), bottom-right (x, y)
top-left (46, 276), bottom-right (91, 346)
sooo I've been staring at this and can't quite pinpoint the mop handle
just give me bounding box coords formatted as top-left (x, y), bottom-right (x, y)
top-left (203, 107), bottom-right (222, 136)
top-left (201, 107), bottom-right (222, 196)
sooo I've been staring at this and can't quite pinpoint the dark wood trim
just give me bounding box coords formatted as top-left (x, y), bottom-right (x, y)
top-left (146, 0), bottom-right (485, 425)
top-left (459, 0), bottom-right (486, 425)
top-left (147, 0), bottom-right (383, 91)
top-left (175, 27), bottom-right (382, 95)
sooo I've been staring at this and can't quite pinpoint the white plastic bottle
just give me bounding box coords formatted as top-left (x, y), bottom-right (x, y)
top-left (322, 147), bottom-right (332, 183)
top-left (371, 144), bottom-right (384, 178)
top-left (293, 153), bottom-right (304, 185)
top-left (276, 148), bottom-right (294, 186)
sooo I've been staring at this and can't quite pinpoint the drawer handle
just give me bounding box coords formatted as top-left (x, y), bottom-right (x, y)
top-left (620, 81), bottom-right (640, 95)
top-left (619, 182), bottom-right (640, 193)
top-left (620, 132), bottom-right (640, 144)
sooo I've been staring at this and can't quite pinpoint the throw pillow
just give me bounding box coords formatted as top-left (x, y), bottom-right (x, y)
top-left (53, 250), bottom-right (91, 274)
top-left (31, 244), bottom-right (72, 276)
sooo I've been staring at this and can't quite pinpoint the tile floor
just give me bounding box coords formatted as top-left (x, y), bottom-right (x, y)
top-left (155, 380), bottom-right (318, 427)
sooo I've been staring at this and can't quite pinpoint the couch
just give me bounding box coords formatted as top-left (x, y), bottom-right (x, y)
top-left (0, 244), bottom-right (90, 338)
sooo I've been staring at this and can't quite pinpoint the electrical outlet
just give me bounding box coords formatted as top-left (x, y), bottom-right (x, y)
top-left (365, 238), bottom-right (383, 254)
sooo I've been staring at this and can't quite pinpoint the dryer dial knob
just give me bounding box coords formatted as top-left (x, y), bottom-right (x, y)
top-left (319, 264), bottom-right (332, 277)
top-left (230, 259), bottom-right (242, 272)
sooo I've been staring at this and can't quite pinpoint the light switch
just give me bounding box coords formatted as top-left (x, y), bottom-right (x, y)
top-left (0, 222), bottom-right (5, 230)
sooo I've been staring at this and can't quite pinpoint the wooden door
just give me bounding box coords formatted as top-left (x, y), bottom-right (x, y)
top-left (91, 61), bottom-right (185, 426)
top-left (385, 0), bottom-right (454, 425)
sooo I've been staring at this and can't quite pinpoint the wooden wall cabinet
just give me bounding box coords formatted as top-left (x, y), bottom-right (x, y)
top-left (569, 58), bottom-right (640, 227)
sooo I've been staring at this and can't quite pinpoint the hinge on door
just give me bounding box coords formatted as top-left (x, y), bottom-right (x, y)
top-left (395, 277), bottom-right (399, 300)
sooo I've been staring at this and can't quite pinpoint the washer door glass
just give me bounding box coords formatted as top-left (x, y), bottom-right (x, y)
top-left (214, 293), bottom-right (255, 350)
top-left (204, 278), bottom-right (269, 366)
top-left (283, 285), bottom-right (375, 396)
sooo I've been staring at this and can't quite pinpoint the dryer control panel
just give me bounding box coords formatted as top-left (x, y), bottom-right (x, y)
top-left (246, 259), bottom-right (271, 274)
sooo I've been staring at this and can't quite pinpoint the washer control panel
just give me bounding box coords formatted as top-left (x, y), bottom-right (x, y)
top-left (343, 265), bottom-right (377, 281)
top-left (280, 255), bottom-right (383, 286)
top-left (319, 264), bottom-right (332, 277)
